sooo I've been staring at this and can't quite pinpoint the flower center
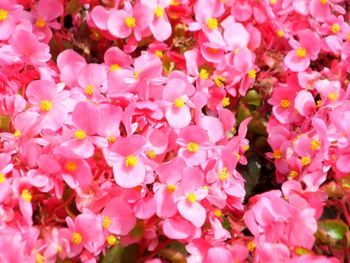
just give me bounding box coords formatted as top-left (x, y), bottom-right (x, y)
top-left (0, 9), bottom-right (9, 21)
top-left (154, 6), bottom-right (164, 18)
top-left (221, 97), bottom-right (230, 107)
top-left (21, 189), bottom-right (32, 202)
top-left (133, 70), bottom-right (140, 79)
top-left (65, 161), bottom-right (78, 171)
top-left (280, 99), bottom-right (291, 108)
top-left (214, 76), bottom-right (226, 87)
top-left (85, 84), bottom-right (95, 95)
top-left (102, 215), bottom-right (111, 229)
top-left (40, 100), bottom-right (53, 112)
top-left (35, 18), bottom-right (46, 28)
top-left (74, 129), bottom-right (87, 140)
top-left (106, 235), bottom-right (118, 246)
top-left (199, 69), bottom-right (209, 80)
top-left (328, 92), bottom-right (339, 101)
top-left (214, 209), bottom-right (222, 217)
top-left (166, 184), bottom-right (177, 193)
top-left (320, 0), bottom-right (327, 4)
top-left (288, 170), bottom-right (299, 179)
top-left (147, 150), bottom-right (156, 159)
top-left (0, 173), bottom-right (6, 183)
top-left (248, 69), bottom-right (257, 79)
top-left (301, 156), bottom-right (311, 166)
top-left (125, 155), bottom-right (138, 167)
top-left (295, 47), bottom-right (307, 58)
top-left (277, 29), bottom-right (284, 37)
top-left (125, 16), bottom-right (136, 28)
top-left (219, 167), bottom-right (230, 181)
top-left (174, 98), bottom-right (185, 108)
top-left (71, 232), bottom-right (82, 245)
top-left (14, 129), bottom-right (21, 138)
top-left (331, 23), bottom-right (340, 34)
top-left (107, 135), bottom-right (116, 144)
top-left (310, 139), bottom-right (321, 150)
top-left (273, 149), bottom-right (282, 159)
top-left (207, 18), bottom-right (218, 30)
top-left (110, 64), bottom-right (121, 71)
top-left (187, 142), bottom-right (199, 153)
top-left (186, 193), bottom-right (197, 203)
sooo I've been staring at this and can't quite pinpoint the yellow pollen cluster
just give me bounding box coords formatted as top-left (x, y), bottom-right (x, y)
top-left (310, 139), bottom-right (321, 150)
top-left (147, 150), bottom-right (156, 159)
top-left (13, 129), bottom-right (21, 138)
top-left (166, 184), bottom-right (177, 193)
top-left (288, 170), bottom-right (299, 179)
top-left (110, 64), bottom-right (121, 71)
top-left (280, 99), bottom-right (291, 108)
top-left (154, 6), bottom-right (164, 18)
top-left (35, 18), bottom-right (46, 28)
top-left (65, 161), bottom-right (78, 171)
top-left (277, 29), bottom-right (284, 37)
top-left (187, 142), bottom-right (199, 153)
top-left (331, 23), bottom-right (340, 34)
top-left (222, 97), bottom-right (230, 107)
top-left (21, 189), bottom-right (32, 202)
top-left (102, 215), bottom-right (112, 229)
top-left (35, 252), bottom-right (45, 263)
top-left (125, 16), bottom-right (136, 28)
top-left (214, 76), bottom-right (226, 87)
top-left (219, 167), bottom-right (230, 181)
top-left (296, 47), bottom-right (307, 58)
top-left (207, 18), bottom-right (218, 30)
top-left (214, 209), bottom-right (222, 217)
top-left (174, 97), bottom-right (185, 108)
top-left (270, 0), bottom-right (277, 4)
top-left (187, 193), bottom-right (197, 203)
top-left (0, 173), bottom-right (5, 183)
top-left (328, 92), bottom-right (339, 101)
top-left (273, 149), bottom-right (282, 159)
top-left (106, 235), bottom-right (118, 246)
top-left (107, 135), bottom-right (116, 144)
top-left (347, 34), bottom-right (350, 41)
top-left (40, 100), bottom-right (53, 112)
top-left (247, 241), bottom-right (256, 252)
top-left (154, 50), bottom-right (163, 58)
top-left (301, 156), bottom-right (311, 166)
top-left (320, 0), bottom-right (327, 4)
top-left (85, 84), bottom-right (95, 95)
top-left (0, 9), bottom-right (9, 21)
top-left (248, 69), bottom-right (257, 79)
top-left (199, 69), bottom-right (209, 80)
top-left (74, 129), bottom-right (87, 140)
top-left (125, 155), bottom-right (138, 167)
top-left (133, 70), bottom-right (140, 79)
top-left (71, 232), bottom-right (82, 245)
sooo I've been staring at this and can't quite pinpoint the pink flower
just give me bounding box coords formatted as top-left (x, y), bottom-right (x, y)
top-left (0, 0), bottom-right (23, 40)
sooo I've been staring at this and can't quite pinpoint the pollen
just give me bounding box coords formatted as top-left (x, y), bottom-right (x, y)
top-left (125, 155), bottom-right (138, 167)
top-left (166, 184), bottom-right (177, 193)
top-left (65, 161), bottom-right (78, 171)
top-left (110, 64), bottom-right (121, 71)
top-left (107, 135), bottom-right (116, 144)
top-left (102, 215), bottom-right (112, 229)
top-left (154, 50), bottom-right (163, 58)
top-left (214, 209), bottom-right (222, 218)
top-left (270, 0), bottom-right (277, 4)
top-left (35, 18), bottom-right (46, 28)
top-left (187, 142), bottom-right (199, 153)
top-left (106, 235), bottom-right (118, 246)
top-left (247, 241), bottom-right (256, 252)
top-left (219, 167), bottom-right (230, 181)
top-left (296, 47), bottom-right (307, 58)
top-left (328, 92), bottom-right (339, 101)
top-left (13, 129), bottom-right (21, 138)
top-left (147, 150), bottom-right (156, 159)
top-left (125, 16), bottom-right (136, 28)
top-left (85, 84), bottom-right (95, 95)
top-left (277, 29), bottom-right (284, 37)
top-left (133, 70), bottom-right (140, 79)
top-left (207, 18), bottom-right (218, 30)
top-left (331, 23), bottom-right (340, 34)
top-left (221, 97), bottom-right (230, 107)
top-left (347, 34), bottom-right (350, 41)
top-left (35, 252), bottom-right (45, 263)
top-left (40, 100), bottom-right (53, 112)
top-left (288, 170), bottom-right (299, 179)
top-left (154, 6), bottom-right (164, 18)
top-left (310, 139), bottom-right (321, 150)
top-left (0, 173), bottom-right (6, 183)
top-left (187, 193), bottom-right (197, 203)
top-left (174, 97), bottom-right (185, 108)
top-left (71, 232), bottom-right (82, 245)
top-left (320, 0), bottom-right (327, 4)
top-left (280, 99), bottom-right (291, 108)
top-left (214, 76), bottom-right (226, 87)
top-left (273, 149), bottom-right (282, 159)
top-left (56, 245), bottom-right (62, 253)
top-left (301, 156), bottom-right (311, 166)
top-left (242, 144), bottom-right (250, 151)
top-left (74, 129), bottom-right (87, 140)
top-left (0, 9), bottom-right (9, 21)
top-left (199, 69), bottom-right (209, 80)
top-left (248, 69), bottom-right (257, 79)
top-left (21, 189), bottom-right (32, 202)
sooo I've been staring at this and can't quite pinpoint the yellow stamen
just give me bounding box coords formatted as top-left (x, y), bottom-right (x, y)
top-left (21, 189), bottom-right (32, 202)
top-left (214, 209), bottom-right (222, 218)
top-left (71, 232), bottom-right (82, 245)
top-left (247, 241), bottom-right (256, 252)
top-left (0, 9), bottom-right (9, 21)
top-left (35, 18), bottom-right (46, 28)
top-left (328, 92), bottom-right (339, 101)
top-left (13, 129), bottom-right (21, 138)
top-left (106, 235), bottom-right (118, 246)
top-left (214, 76), bottom-right (226, 87)
top-left (110, 64), bottom-right (121, 71)
top-left (218, 167), bottom-right (230, 181)
top-left (331, 23), bottom-right (340, 34)
top-left (40, 100), bottom-right (53, 112)
top-left (187, 142), bottom-right (199, 153)
top-left (221, 97), bottom-right (230, 107)
top-left (248, 69), bottom-right (256, 79)
top-left (199, 69), bottom-right (209, 80)
top-left (0, 173), bottom-right (5, 183)
top-left (296, 47), bottom-right (307, 58)
top-left (102, 216), bottom-right (111, 229)
top-left (242, 144), bottom-right (250, 151)
top-left (154, 50), bottom-right (163, 58)
top-left (174, 98), bottom-right (185, 108)
top-left (107, 135), bottom-right (116, 144)
top-left (207, 18), bottom-right (218, 30)
top-left (316, 100), bottom-right (322, 108)
top-left (320, 0), bottom-right (327, 4)
top-left (310, 139), bottom-right (321, 150)
top-left (154, 6), bottom-right (164, 18)
top-left (125, 155), bottom-right (138, 167)
top-left (85, 84), bottom-right (95, 95)
top-left (133, 70), bottom-right (140, 79)
top-left (186, 193), bottom-right (197, 203)
top-left (56, 245), bottom-right (62, 253)
top-left (301, 156), bottom-right (311, 166)
top-left (273, 149), bottom-right (282, 160)
top-left (347, 34), bottom-right (350, 41)
top-left (277, 29), bottom-right (284, 37)
top-left (166, 184), bottom-right (177, 193)
top-left (147, 150), bottom-right (156, 159)
top-left (74, 129), bottom-right (86, 140)
top-left (125, 16), bottom-right (136, 28)
top-left (270, 0), bottom-right (277, 4)
top-left (280, 99), bottom-right (291, 108)
top-left (288, 170), bottom-right (299, 179)
top-left (65, 161), bottom-right (78, 171)
top-left (35, 252), bottom-right (45, 263)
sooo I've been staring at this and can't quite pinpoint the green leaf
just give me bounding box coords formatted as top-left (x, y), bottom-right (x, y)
top-left (222, 216), bottom-right (232, 231)
top-left (318, 219), bottom-right (349, 241)
top-left (167, 241), bottom-right (188, 256)
top-left (101, 245), bottom-right (124, 263)
top-left (242, 90), bottom-right (261, 106)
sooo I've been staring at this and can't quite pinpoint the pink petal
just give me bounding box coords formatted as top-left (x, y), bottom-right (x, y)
top-left (177, 200), bottom-right (206, 227)
top-left (113, 160), bottom-right (146, 188)
top-left (294, 90), bottom-right (316, 116)
top-left (284, 51), bottom-right (310, 72)
top-left (163, 217), bottom-right (192, 239)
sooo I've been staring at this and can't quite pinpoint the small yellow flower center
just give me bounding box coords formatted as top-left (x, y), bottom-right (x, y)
top-left (166, 184), bottom-right (177, 193)
top-left (273, 149), bottom-right (282, 160)
top-left (35, 18), bottom-right (46, 28)
top-left (147, 150), bottom-right (156, 159)
top-left (107, 135), bottom-right (117, 144)
top-left (174, 98), bottom-right (185, 108)
top-left (110, 64), bottom-right (121, 71)
top-left (187, 193), bottom-right (197, 203)
top-left (331, 23), bottom-right (340, 34)
top-left (56, 245), bottom-right (62, 253)
top-left (301, 156), bottom-right (311, 166)
top-left (13, 129), bottom-right (21, 138)
top-left (125, 155), bottom-right (138, 167)
top-left (328, 92), bottom-right (339, 101)
top-left (0, 9), bottom-right (9, 21)
top-left (277, 29), bottom-right (285, 37)
top-left (310, 139), bottom-right (321, 150)
top-left (242, 144), bottom-right (250, 151)
top-left (154, 6), bottom-right (164, 18)
top-left (125, 16), bottom-right (136, 28)
top-left (214, 76), bottom-right (226, 87)
top-left (280, 99), bottom-right (291, 108)
top-left (71, 232), bottom-right (82, 245)
top-left (133, 70), bottom-right (140, 79)
top-left (270, 0), bottom-right (277, 4)
top-left (106, 235), bottom-right (118, 246)
top-left (207, 18), bottom-right (218, 30)
top-left (320, 0), bottom-right (327, 4)
top-left (154, 50), bottom-right (163, 58)
top-left (35, 252), bottom-right (45, 263)
top-left (199, 69), bottom-right (209, 80)
top-left (85, 84), bottom-right (95, 95)
top-left (234, 152), bottom-right (241, 161)
top-left (40, 100), bottom-right (53, 112)
top-left (288, 170), bottom-right (299, 179)
top-left (65, 161), bottom-right (78, 171)
top-left (221, 97), bottom-right (230, 107)
top-left (248, 69), bottom-right (257, 79)
top-left (102, 215), bottom-right (112, 229)
top-left (347, 34), bottom-right (350, 41)
top-left (214, 209), bottom-right (222, 217)
top-left (0, 173), bottom-right (6, 183)
top-left (187, 142), bottom-right (199, 153)
top-left (316, 100), bottom-right (322, 108)
top-left (218, 167), bottom-right (230, 181)
top-left (296, 47), bottom-right (307, 58)
top-left (247, 241), bottom-right (256, 252)
top-left (21, 189), bottom-right (32, 202)
top-left (74, 129), bottom-right (87, 140)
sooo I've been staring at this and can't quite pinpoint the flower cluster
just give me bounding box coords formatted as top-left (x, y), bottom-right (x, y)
top-left (0, 0), bottom-right (349, 262)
